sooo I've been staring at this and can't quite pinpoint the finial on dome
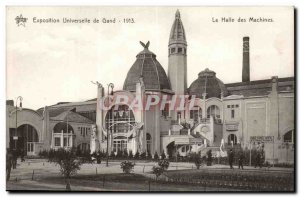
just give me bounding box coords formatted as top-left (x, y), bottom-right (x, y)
top-left (175, 9), bottom-right (181, 19)
top-left (139, 41), bottom-right (150, 49)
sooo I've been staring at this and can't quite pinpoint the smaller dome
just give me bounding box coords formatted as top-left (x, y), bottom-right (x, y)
top-left (188, 68), bottom-right (228, 99)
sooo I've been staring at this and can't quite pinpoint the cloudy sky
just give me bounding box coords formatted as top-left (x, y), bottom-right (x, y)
top-left (6, 7), bottom-right (294, 110)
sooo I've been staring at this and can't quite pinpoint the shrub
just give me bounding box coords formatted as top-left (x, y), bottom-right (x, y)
top-left (207, 149), bottom-right (212, 166)
top-left (128, 150), bottom-right (133, 159)
top-left (134, 150), bottom-right (140, 159)
top-left (81, 150), bottom-right (93, 163)
top-left (158, 159), bottom-right (169, 170)
top-left (91, 150), bottom-right (102, 164)
top-left (140, 151), bottom-right (146, 159)
top-left (191, 152), bottom-right (201, 169)
top-left (116, 149), bottom-right (123, 159)
top-left (38, 149), bottom-right (48, 158)
top-left (154, 151), bottom-right (159, 160)
top-left (110, 151), bottom-right (115, 159)
top-left (161, 150), bottom-right (166, 160)
top-left (123, 149), bottom-right (128, 158)
top-left (152, 166), bottom-right (164, 179)
top-left (147, 151), bottom-right (152, 160)
top-left (120, 161), bottom-right (135, 174)
top-left (176, 152), bottom-right (180, 162)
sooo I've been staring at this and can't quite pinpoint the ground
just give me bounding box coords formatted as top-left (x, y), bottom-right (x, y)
top-left (6, 158), bottom-right (294, 192)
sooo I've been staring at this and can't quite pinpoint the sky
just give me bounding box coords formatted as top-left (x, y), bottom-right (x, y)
top-left (6, 6), bottom-right (294, 110)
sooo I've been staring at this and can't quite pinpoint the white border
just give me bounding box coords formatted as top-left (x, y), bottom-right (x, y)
top-left (0, 0), bottom-right (298, 197)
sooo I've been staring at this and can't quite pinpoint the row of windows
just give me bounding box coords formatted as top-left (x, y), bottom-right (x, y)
top-left (54, 136), bottom-right (72, 147)
top-left (78, 127), bottom-right (90, 137)
top-left (227, 104), bottom-right (239, 108)
top-left (169, 47), bottom-right (187, 55)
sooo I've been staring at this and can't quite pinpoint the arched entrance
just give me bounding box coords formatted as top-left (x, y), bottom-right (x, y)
top-left (228, 134), bottom-right (237, 145)
top-left (9, 124), bottom-right (39, 156)
top-left (105, 104), bottom-right (136, 152)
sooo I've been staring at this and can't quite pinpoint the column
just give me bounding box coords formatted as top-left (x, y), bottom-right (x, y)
top-left (61, 130), bottom-right (63, 148)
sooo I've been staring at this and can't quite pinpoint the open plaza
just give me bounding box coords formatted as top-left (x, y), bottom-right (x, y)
top-left (6, 157), bottom-right (294, 191)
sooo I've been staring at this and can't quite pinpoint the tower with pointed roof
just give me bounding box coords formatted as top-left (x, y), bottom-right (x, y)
top-left (168, 10), bottom-right (187, 95)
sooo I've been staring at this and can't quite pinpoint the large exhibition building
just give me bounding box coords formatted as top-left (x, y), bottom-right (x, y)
top-left (6, 10), bottom-right (294, 164)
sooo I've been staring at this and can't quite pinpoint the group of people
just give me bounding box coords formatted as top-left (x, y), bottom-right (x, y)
top-left (6, 148), bottom-right (25, 181)
top-left (228, 149), bottom-right (265, 170)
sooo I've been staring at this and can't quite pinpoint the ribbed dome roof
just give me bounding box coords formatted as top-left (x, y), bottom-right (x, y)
top-left (188, 68), bottom-right (228, 98)
top-left (123, 41), bottom-right (171, 92)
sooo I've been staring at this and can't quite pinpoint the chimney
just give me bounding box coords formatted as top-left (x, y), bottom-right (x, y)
top-left (242, 37), bottom-right (250, 82)
top-left (6, 100), bottom-right (14, 106)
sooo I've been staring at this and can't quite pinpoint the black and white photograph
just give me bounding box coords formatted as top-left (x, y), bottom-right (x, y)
top-left (5, 6), bottom-right (295, 192)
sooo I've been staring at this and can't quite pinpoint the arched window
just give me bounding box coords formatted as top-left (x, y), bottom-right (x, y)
top-left (228, 134), bottom-right (237, 145)
top-left (283, 130), bottom-right (294, 143)
top-left (207, 105), bottom-right (220, 119)
top-left (105, 104), bottom-right (135, 134)
top-left (53, 122), bottom-right (74, 148)
top-left (190, 106), bottom-right (202, 122)
top-left (146, 133), bottom-right (152, 154)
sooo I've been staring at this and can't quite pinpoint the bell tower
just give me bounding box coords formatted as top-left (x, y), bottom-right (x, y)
top-left (168, 10), bottom-right (187, 95)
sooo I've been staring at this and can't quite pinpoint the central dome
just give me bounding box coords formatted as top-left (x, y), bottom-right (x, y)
top-left (123, 41), bottom-right (171, 92)
top-left (188, 68), bottom-right (228, 98)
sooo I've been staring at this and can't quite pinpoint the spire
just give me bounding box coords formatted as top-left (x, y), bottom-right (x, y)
top-left (175, 9), bottom-right (180, 19)
top-left (169, 10), bottom-right (187, 45)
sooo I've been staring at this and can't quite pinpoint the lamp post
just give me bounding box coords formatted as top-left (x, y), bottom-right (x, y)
top-left (106, 83), bottom-right (114, 167)
top-left (14, 96), bottom-right (23, 150)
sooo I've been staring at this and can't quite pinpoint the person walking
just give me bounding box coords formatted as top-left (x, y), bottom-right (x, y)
top-left (254, 150), bottom-right (261, 168)
top-left (238, 150), bottom-right (244, 169)
top-left (6, 149), bottom-right (13, 181)
top-left (228, 149), bottom-right (234, 169)
top-left (12, 149), bottom-right (17, 169)
top-left (20, 149), bottom-right (25, 162)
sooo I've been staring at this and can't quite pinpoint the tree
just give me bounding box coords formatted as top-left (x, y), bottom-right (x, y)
top-left (48, 148), bottom-right (82, 190)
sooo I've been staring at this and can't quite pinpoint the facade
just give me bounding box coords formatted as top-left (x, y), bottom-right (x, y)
top-left (6, 10), bottom-right (294, 164)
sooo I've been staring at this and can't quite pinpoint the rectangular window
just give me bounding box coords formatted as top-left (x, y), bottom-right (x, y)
top-left (54, 137), bottom-right (61, 147)
top-left (63, 137), bottom-right (68, 147)
top-left (178, 47), bottom-right (182, 53)
top-left (235, 104), bottom-right (239, 108)
top-left (231, 109), bottom-right (235, 119)
top-left (231, 105), bottom-right (234, 108)
top-left (227, 105), bottom-right (230, 108)
top-left (171, 48), bottom-right (175, 53)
